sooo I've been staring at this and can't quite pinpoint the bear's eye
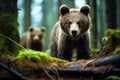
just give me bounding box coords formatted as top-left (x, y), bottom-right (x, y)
top-left (65, 21), bottom-right (72, 27)
top-left (77, 21), bottom-right (80, 25)
top-left (77, 21), bottom-right (81, 27)
top-left (38, 34), bottom-right (42, 38)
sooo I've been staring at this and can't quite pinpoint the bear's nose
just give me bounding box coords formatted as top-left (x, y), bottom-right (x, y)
top-left (72, 30), bottom-right (77, 36)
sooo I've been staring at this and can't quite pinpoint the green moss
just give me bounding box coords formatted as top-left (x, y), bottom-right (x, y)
top-left (16, 50), bottom-right (68, 63)
top-left (16, 59), bottom-right (37, 69)
top-left (100, 29), bottom-right (120, 56)
top-left (105, 29), bottom-right (115, 38)
top-left (0, 13), bottom-right (20, 56)
top-left (105, 29), bottom-right (120, 45)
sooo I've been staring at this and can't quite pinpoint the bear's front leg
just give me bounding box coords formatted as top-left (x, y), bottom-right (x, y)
top-left (50, 42), bottom-right (58, 57)
top-left (77, 35), bottom-right (91, 60)
top-left (57, 38), bottom-right (73, 61)
top-left (57, 47), bottom-right (73, 61)
top-left (77, 43), bottom-right (91, 60)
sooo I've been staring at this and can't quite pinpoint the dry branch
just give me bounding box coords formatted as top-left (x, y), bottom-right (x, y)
top-left (0, 62), bottom-right (30, 80)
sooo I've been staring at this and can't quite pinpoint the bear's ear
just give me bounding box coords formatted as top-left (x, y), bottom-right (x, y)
top-left (80, 5), bottom-right (90, 16)
top-left (29, 27), bottom-right (34, 32)
top-left (60, 5), bottom-right (70, 16)
top-left (40, 27), bottom-right (46, 32)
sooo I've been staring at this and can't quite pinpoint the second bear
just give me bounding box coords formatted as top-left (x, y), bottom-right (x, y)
top-left (21, 27), bottom-right (45, 51)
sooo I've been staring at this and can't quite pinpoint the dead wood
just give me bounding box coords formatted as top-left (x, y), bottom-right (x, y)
top-left (90, 54), bottom-right (120, 67)
top-left (0, 62), bottom-right (30, 80)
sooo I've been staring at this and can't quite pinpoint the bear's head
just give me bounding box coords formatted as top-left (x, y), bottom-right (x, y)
top-left (29, 27), bottom-right (46, 43)
top-left (60, 5), bottom-right (90, 38)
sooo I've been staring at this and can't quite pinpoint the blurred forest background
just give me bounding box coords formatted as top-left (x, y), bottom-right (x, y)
top-left (17, 0), bottom-right (120, 51)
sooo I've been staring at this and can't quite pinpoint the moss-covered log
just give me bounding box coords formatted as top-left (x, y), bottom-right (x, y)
top-left (0, 53), bottom-right (120, 80)
top-left (0, 0), bottom-right (20, 55)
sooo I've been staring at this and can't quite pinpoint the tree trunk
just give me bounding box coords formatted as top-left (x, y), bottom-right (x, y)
top-left (0, 0), bottom-right (20, 55)
top-left (23, 0), bottom-right (31, 32)
top-left (105, 0), bottom-right (117, 29)
top-left (116, 0), bottom-right (120, 28)
top-left (61, 0), bottom-right (75, 8)
top-left (58, 0), bottom-right (62, 17)
top-left (42, 0), bottom-right (55, 50)
top-left (91, 0), bottom-right (98, 48)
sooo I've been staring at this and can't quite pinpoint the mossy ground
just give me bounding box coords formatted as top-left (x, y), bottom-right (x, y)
top-left (0, 49), bottom-right (68, 70)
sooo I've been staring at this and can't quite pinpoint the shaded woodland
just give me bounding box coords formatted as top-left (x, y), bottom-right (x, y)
top-left (17, 0), bottom-right (120, 50)
top-left (0, 0), bottom-right (120, 80)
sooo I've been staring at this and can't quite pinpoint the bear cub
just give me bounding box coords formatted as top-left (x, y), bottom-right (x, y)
top-left (50, 5), bottom-right (91, 61)
top-left (21, 27), bottom-right (45, 51)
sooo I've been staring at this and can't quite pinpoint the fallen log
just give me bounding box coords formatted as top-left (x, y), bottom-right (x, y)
top-left (55, 68), bottom-right (120, 78)
top-left (46, 54), bottom-right (120, 79)
top-left (1, 67), bottom-right (120, 79)
top-left (63, 54), bottom-right (120, 68)
top-left (90, 54), bottom-right (120, 67)
top-left (0, 54), bottom-right (120, 79)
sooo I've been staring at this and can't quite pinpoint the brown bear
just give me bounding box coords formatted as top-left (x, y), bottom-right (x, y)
top-left (50, 5), bottom-right (91, 61)
top-left (21, 27), bottom-right (45, 51)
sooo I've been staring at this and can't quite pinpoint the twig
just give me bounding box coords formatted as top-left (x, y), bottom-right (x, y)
top-left (0, 34), bottom-right (26, 50)
top-left (49, 66), bottom-right (61, 79)
top-left (41, 68), bottom-right (53, 80)
top-left (0, 62), bottom-right (30, 80)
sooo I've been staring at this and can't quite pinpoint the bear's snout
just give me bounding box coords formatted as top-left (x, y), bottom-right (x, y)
top-left (71, 30), bottom-right (77, 36)
top-left (69, 22), bottom-right (80, 37)
top-left (33, 35), bottom-right (40, 41)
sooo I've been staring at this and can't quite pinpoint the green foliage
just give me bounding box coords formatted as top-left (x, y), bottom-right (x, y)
top-left (91, 48), bottom-right (99, 56)
top-left (106, 75), bottom-right (120, 80)
top-left (105, 29), bottom-right (115, 38)
top-left (72, 52), bottom-right (77, 61)
top-left (100, 29), bottom-right (120, 55)
top-left (110, 47), bottom-right (120, 55)
top-left (16, 50), bottom-right (68, 63)
top-left (102, 36), bottom-right (108, 43)
top-left (105, 29), bottom-right (120, 41)
top-left (102, 29), bottom-right (120, 47)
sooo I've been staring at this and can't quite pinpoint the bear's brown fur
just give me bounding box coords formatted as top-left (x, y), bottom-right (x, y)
top-left (21, 27), bottom-right (45, 51)
top-left (50, 5), bottom-right (91, 61)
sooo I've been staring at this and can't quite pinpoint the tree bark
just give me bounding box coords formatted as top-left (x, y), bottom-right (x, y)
top-left (57, 68), bottom-right (120, 78)
top-left (41, 0), bottom-right (55, 50)
top-left (105, 0), bottom-right (117, 29)
top-left (0, 0), bottom-right (20, 55)
top-left (91, 0), bottom-right (98, 48)
top-left (116, 0), bottom-right (120, 28)
top-left (90, 54), bottom-right (120, 66)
